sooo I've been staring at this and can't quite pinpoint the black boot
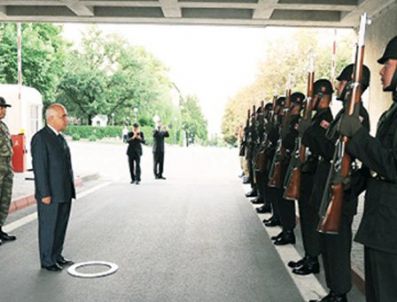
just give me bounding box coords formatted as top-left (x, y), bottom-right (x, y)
top-left (251, 197), bottom-right (264, 205)
top-left (274, 230), bottom-right (295, 245)
top-left (0, 227), bottom-right (16, 241)
top-left (245, 190), bottom-right (258, 198)
top-left (256, 204), bottom-right (271, 214)
top-left (293, 256), bottom-right (320, 275)
top-left (264, 217), bottom-right (281, 227)
top-left (288, 256), bottom-right (308, 268)
top-left (271, 231), bottom-right (283, 241)
top-left (309, 292), bottom-right (347, 302)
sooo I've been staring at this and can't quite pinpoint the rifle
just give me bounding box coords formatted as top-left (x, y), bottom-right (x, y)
top-left (317, 13), bottom-right (369, 234)
top-left (255, 97), bottom-right (277, 172)
top-left (268, 89), bottom-right (292, 188)
top-left (283, 57), bottom-right (315, 200)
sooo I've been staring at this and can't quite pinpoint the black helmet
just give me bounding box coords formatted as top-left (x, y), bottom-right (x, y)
top-left (276, 96), bottom-right (286, 107)
top-left (290, 92), bottom-right (305, 105)
top-left (378, 36), bottom-right (397, 64)
top-left (313, 79), bottom-right (333, 95)
top-left (264, 102), bottom-right (273, 111)
top-left (336, 64), bottom-right (371, 91)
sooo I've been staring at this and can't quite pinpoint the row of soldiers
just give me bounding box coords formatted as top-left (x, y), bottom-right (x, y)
top-left (237, 35), bottom-right (397, 302)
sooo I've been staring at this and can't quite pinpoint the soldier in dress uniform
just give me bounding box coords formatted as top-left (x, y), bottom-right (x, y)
top-left (339, 35), bottom-right (397, 302)
top-left (263, 96), bottom-right (286, 227)
top-left (0, 97), bottom-right (16, 245)
top-left (288, 79), bottom-right (334, 275)
top-left (309, 65), bottom-right (371, 302)
top-left (271, 92), bottom-right (305, 245)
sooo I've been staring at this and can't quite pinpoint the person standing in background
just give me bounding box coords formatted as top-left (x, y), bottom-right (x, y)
top-left (0, 97), bottom-right (16, 245)
top-left (153, 119), bottom-right (169, 179)
top-left (127, 123), bottom-right (145, 185)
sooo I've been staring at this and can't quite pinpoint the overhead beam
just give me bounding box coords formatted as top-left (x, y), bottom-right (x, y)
top-left (159, 0), bottom-right (181, 17)
top-left (62, 0), bottom-right (94, 16)
top-left (253, 0), bottom-right (278, 19)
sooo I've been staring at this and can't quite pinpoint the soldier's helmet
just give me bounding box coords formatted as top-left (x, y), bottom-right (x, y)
top-left (378, 36), bottom-right (397, 64)
top-left (290, 92), bottom-right (305, 106)
top-left (378, 36), bottom-right (397, 92)
top-left (265, 102), bottom-right (272, 110)
top-left (337, 64), bottom-right (371, 91)
top-left (275, 96), bottom-right (286, 107)
top-left (313, 79), bottom-right (334, 96)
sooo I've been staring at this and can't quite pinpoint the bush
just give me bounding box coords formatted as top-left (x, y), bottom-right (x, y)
top-left (72, 133), bottom-right (81, 141)
top-left (88, 135), bottom-right (97, 142)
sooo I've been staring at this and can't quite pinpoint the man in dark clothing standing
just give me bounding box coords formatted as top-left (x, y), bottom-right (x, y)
top-left (127, 123), bottom-right (145, 185)
top-left (339, 35), bottom-right (397, 302)
top-left (31, 103), bottom-right (75, 272)
top-left (153, 121), bottom-right (169, 179)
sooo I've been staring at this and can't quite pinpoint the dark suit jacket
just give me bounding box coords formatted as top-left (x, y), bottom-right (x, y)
top-left (126, 131), bottom-right (145, 158)
top-left (153, 128), bottom-right (169, 153)
top-left (31, 126), bottom-right (76, 204)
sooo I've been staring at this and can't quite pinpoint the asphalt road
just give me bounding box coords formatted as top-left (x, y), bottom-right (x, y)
top-left (2, 144), bottom-right (304, 302)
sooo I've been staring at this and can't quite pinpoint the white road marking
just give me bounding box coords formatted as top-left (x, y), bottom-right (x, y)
top-left (4, 182), bottom-right (112, 233)
top-left (243, 185), bottom-right (327, 301)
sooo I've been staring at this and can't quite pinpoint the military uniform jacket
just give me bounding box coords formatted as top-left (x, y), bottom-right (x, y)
top-left (302, 108), bottom-right (334, 209)
top-left (348, 101), bottom-right (397, 254)
top-left (31, 126), bottom-right (76, 204)
top-left (0, 121), bottom-right (13, 159)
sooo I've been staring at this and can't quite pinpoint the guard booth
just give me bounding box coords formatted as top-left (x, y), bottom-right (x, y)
top-left (0, 84), bottom-right (43, 172)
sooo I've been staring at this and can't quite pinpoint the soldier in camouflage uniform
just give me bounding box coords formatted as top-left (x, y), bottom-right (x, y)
top-left (0, 96), bottom-right (16, 245)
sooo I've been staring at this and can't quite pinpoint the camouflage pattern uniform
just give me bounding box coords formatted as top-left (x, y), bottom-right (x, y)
top-left (0, 120), bottom-right (13, 226)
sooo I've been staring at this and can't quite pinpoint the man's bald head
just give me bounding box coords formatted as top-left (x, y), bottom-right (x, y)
top-left (46, 103), bottom-right (69, 132)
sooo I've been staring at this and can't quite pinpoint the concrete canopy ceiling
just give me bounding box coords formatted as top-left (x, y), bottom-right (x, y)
top-left (0, 0), bottom-right (394, 28)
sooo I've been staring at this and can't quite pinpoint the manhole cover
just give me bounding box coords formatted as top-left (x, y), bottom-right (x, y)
top-left (67, 261), bottom-right (118, 278)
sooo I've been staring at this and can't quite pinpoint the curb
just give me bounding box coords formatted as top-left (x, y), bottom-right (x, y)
top-left (9, 173), bottom-right (100, 214)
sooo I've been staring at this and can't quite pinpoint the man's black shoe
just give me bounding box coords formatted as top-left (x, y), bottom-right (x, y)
top-left (41, 263), bottom-right (63, 272)
top-left (274, 230), bottom-right (295, 245)
top-left (130, 180), bottom-right (135, 184)
top-left (256, 204), bottom-right (271, 214)
top-left (288, 256), bottom-right (307, 268)
top-left (57, 257), bottom-right (74, 267)
top-left (264, 218), bottom-right (281, 227)
top-left (245, 190), bottom-right (258, 198)
top-left (271, 231), bottom-right (283, 241)
top-left (0, 232), bottom-right (16, 241)
top-left (251, 198), bottom-right (263, 205)
top-left (242, 177), bottom-right (250, 184)
top-left (159, 176), bottom-right (166, 180)
top-left (309, 292), bottom-right (347, 302)
top-left (292, 260), bottom-right (319, 275)
top-left (136, 181), bottom-right (140, 185)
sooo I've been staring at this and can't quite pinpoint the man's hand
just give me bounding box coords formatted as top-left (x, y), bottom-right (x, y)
top-left (42, 196), bottom-right (52, 205)
top-left (298, 119), bottom-right (311, 138)
top-left (338, 103), bottom-right (362, 138)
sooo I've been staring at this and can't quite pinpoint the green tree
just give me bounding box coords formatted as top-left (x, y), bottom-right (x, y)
top-left (180, 95), bottom-right (208, 145)
top-left (57, 26), bottom-right (176, 127)
top-left (0, 23), bottom-right (68, 104)
top-left (221, 28), bottom-right (355, 143)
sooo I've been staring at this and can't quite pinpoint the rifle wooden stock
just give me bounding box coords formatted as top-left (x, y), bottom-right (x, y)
top-left (283, 70), bottom-right (315, 200)
top-left (268, 90), bottom-right (291, 188)
top-left (255, 150), bottom-right (268, 172)
top-left (318, 13), bottom-right (368, 234)
top-left (268, 161), bottom-right (282, 187)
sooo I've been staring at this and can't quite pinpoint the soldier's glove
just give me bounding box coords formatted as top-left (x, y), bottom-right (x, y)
top-left (298, 119), bottom-right (311, 138)
top-left (338, 103), bottom-right (362, 138)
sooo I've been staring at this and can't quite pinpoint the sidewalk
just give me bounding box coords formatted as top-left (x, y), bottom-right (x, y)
top-left (10, 170), bottom-right (98, 214)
